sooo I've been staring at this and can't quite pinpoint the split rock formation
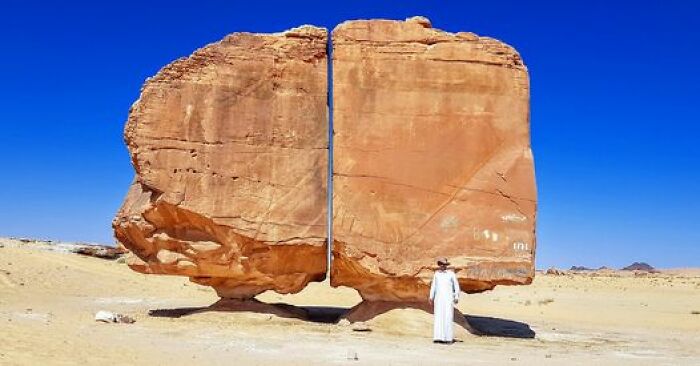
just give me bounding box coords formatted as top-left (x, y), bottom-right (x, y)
top-left (114, 17), bottom-right (537, 304)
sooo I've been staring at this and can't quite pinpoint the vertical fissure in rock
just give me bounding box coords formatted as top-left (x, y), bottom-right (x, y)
top-left (326, 34), bottom-right (334, 279)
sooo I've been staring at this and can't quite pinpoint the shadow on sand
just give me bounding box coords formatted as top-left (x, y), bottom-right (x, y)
top-left (148, 298), bottom-right (347, 324)
top-left (465, 315), bottom-right (535, 338)
top-left (148, 299), bottom-right (535, 339)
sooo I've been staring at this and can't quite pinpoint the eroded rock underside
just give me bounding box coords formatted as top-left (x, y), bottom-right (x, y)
top-left (331, 18), bottom-right (537, 301)
top-left (113, 26), bottom-right (329, 299)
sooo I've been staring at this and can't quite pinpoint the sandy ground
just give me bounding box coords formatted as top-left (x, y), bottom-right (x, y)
top-left (0, 238), bottom-right (698, 365)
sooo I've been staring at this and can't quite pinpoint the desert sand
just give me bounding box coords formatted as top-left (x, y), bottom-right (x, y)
top-left (1, 238), bottom-right (698, 365)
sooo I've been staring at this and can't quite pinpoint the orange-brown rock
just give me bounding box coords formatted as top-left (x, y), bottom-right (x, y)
top-left (113, 26), bottom-right (329, 299)
top-left (331, 17), bottom-right (536, 301)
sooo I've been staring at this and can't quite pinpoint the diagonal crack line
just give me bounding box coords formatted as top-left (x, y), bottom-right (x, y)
top-left (448, 185), bottom-right (536, 203)
top-left (496, 189), bottom-right (525, 216)
top-left (334, 173), bottom-right (450, 196)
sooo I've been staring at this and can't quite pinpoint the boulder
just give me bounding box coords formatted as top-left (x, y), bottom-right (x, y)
top-left (331, 18), bottom-right (536, 301)
top-left (113, 26), bottom-right (329, 299)
top-left (546, 267), bottom-right (565, 276)
top-left (95, 310), bottom-right (135, 324)
top-left (72, 244), bottom-right (126, 260)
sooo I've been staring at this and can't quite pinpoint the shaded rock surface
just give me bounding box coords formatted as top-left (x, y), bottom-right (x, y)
top-left (331, 18), bottom-right (536, 301)
top-left (113, 26), bottom-right (329, 299)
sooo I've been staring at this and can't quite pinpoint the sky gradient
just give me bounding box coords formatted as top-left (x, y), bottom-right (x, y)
top-left (1, 1), bottom-right (698, 269)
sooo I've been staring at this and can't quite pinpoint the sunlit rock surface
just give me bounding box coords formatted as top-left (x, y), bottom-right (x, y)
top-left (331, 17), bottom-right (537, 301)
top-left (113, 26), bottom-right (329, 299)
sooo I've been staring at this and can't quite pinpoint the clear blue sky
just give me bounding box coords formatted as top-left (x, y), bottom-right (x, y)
top-left (1, 1), bottom-right (698, 269)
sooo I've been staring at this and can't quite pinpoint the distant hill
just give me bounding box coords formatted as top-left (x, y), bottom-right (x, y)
top-left (570, 266), bottom-right (592, 271)
top-left (621, 262), bottom-right (656, 272)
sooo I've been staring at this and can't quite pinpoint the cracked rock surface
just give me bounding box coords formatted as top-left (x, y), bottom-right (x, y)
top-left (113, 26), bottom-right (329, 299)
top-left (331, 18), bottom-right (537, 301)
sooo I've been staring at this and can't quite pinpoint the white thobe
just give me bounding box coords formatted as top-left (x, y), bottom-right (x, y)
top-left (429, 270), bottom-right (460, 342)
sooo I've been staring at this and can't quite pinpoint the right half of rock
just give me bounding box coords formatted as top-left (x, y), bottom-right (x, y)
top-left (331, 17), bottom-right (537, 301)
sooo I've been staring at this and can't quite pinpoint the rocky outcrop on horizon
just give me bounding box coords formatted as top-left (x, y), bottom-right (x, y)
top-left (112, 26), bottom-right (329, 299)
top-left (331, 17), bottom-right (536, 301)
top-left (570, 266), bottom-right (593, 271)
top-left (622, 262), bottom-right (657, 272)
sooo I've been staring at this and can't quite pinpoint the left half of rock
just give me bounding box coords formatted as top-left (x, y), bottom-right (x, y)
top-left (113, 26), bottom-right (329, 299)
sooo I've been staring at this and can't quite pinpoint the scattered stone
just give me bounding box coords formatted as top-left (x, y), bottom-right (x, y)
top-left (546, 268), bottom-right (565, 276)
top-left (95, 310), bottom-right (116, 323)
top-left (95, 310), bottom-right (135, 324)
top-left (351, 322), bottom-right (371, 332)
top-left (691, 310), bottom-right (700, 315)
top-left (337, 319), bottom-right (351, 327)
top-left (346, 349), bottom-right (359, 361)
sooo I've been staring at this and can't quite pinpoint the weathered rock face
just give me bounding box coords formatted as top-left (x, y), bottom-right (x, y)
top-left (113, 26), bottom-right (329, 299)
top-left (331, 18), bottom-right (536, 301)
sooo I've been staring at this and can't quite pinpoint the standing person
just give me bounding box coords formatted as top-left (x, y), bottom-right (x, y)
top-left (428, 257), bottom-right (461, 343)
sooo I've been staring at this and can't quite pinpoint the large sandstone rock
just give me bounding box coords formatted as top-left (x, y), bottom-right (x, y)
top-left (331, 17), bottom-right (536, 301)
top-left (113, 26), bottom-right (329, 299)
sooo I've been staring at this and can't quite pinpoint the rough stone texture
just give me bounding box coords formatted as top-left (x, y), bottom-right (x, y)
top-left (331, 18), bottom-right (536, 301)
top-left (113, 26), bottom-right (329, 299)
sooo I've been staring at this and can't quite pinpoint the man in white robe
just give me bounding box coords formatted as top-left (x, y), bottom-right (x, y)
top-left (428, 257), bottom-right (460, 343)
